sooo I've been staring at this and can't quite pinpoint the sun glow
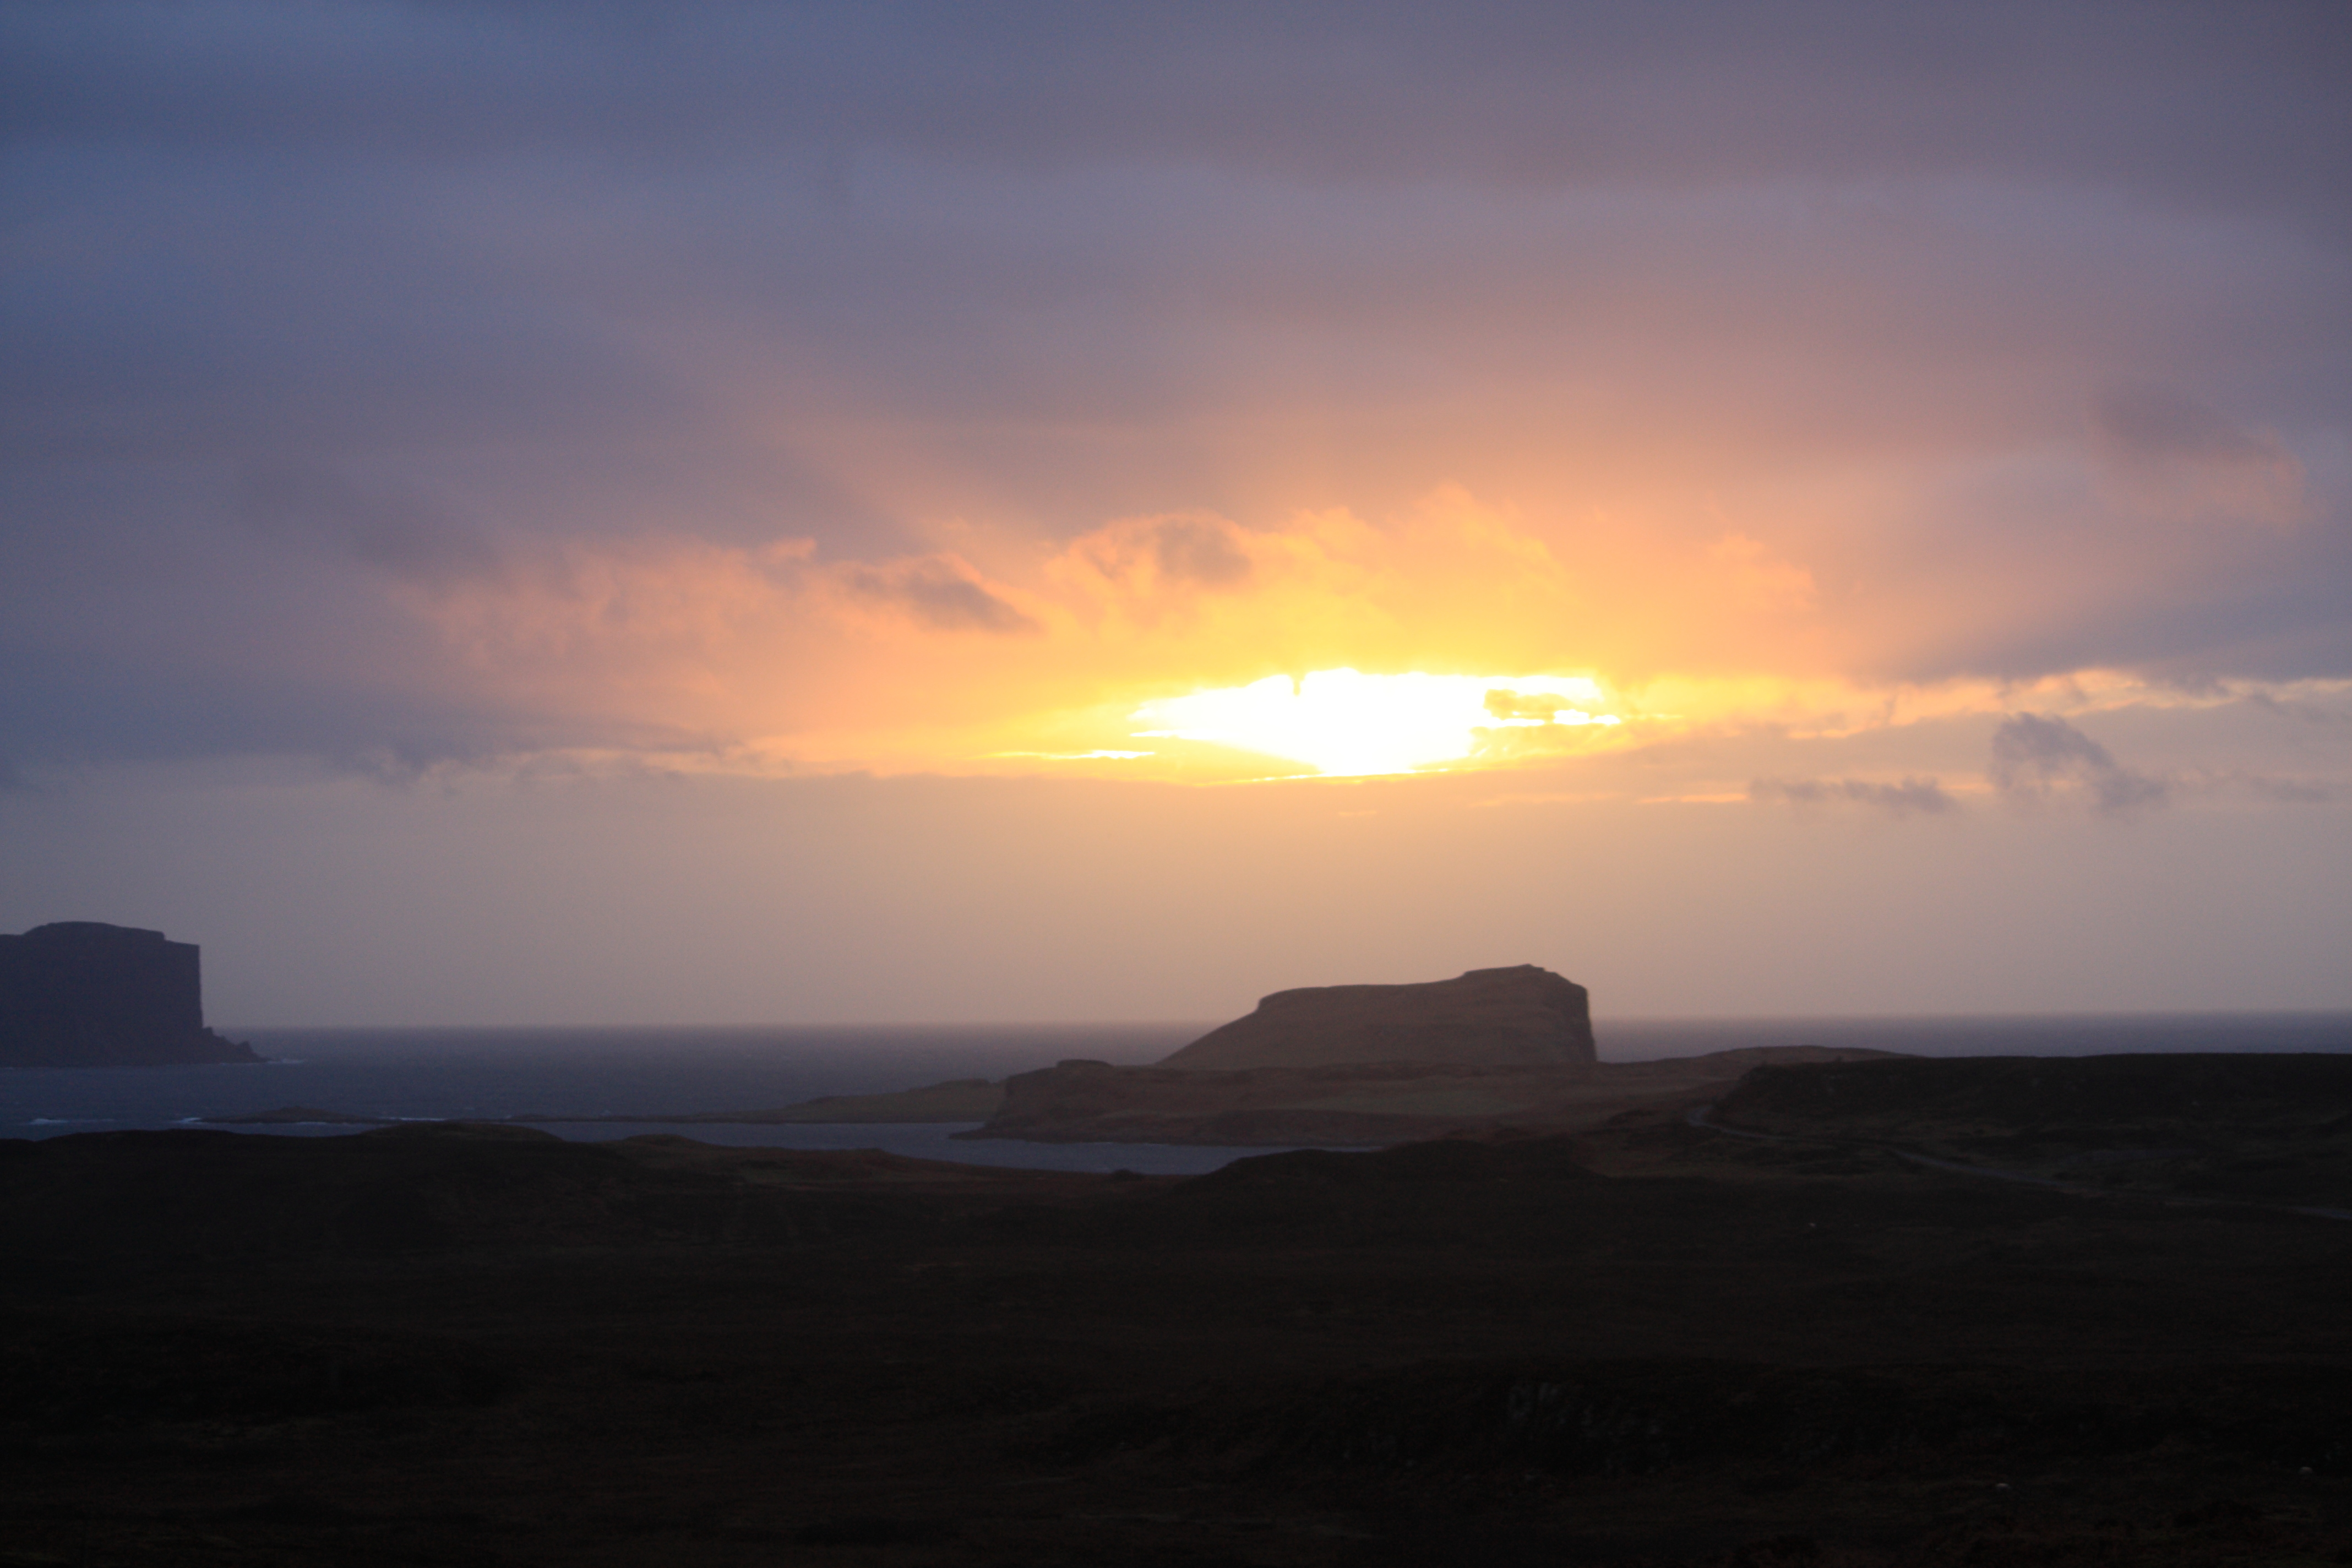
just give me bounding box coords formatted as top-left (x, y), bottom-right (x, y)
top-left (1132, 669), bottom-right (1620, 777)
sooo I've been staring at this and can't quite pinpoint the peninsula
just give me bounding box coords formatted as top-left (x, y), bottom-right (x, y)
top-left (483, 966), bottom-right (1899, 1145)
top-left (940, 966), bottom-right (1891, 1143)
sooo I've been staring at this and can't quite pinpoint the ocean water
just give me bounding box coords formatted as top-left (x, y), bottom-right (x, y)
top-left (1, 1024), bottom-right (1234, 1174)
top-left (5, 1014), bottom-right (2348, 1174)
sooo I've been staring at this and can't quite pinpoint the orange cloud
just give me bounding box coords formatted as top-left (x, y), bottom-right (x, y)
top-left (361, 477), bottom-right (2343, 794)
top-left (1707, 533), bottom-right (1817, 614)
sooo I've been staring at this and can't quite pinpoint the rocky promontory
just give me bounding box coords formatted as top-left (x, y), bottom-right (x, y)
top-left (0, 922), bottom-right (260, 1068)
top-left (940, 964), bottom-right (1897, 1145)
top-left (1161, 965), bottom-right (1596, 1070)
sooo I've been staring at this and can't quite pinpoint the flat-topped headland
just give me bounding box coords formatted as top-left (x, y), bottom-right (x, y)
top-left (1160, 963), bottom-right (1597, 1069)
top-left (1, 921), bottom-right (260, 1068)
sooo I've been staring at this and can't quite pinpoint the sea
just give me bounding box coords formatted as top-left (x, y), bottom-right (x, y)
top-left (6, 1014), bottom-right (2350, 1175)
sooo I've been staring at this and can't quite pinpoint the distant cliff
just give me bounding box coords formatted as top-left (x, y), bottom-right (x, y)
top-left (1161, 965), bottom-right (1596, 1071)
top-left (0, 923), bottom-right (260, 1068)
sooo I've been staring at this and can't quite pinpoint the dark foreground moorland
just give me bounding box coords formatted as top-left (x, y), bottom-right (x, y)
top-left (7, 1054), bottom-right (2352, 1566)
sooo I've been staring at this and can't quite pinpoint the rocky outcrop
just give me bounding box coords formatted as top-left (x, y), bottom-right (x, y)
top-left (1160, 965), bottom-right (1596, 1071)
top-left (0, 922), bottom-right (260, 1068)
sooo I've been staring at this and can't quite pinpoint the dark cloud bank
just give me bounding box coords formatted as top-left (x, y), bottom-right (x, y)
top-left (1988, 712), bottom-right (2170, 819)
top-left (1749, 712), bottom-right (2184, 821)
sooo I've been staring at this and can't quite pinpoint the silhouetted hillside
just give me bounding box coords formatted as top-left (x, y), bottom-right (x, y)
top-left (6, 1076), bottom-right (2351, 1567)
top-left (1714, 1053), bottom-right (2352, 1207)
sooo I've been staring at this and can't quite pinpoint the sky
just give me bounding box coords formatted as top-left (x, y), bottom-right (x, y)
top-left (3, 2), bottom-right (2348, 1027)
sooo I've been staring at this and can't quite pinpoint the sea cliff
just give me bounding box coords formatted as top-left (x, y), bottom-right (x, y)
top-left (0, 922), bottom-right (260, 1068)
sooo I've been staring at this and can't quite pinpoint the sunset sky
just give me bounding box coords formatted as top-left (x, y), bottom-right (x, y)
top-left (3, 3), bottom-right (2348, 1026)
